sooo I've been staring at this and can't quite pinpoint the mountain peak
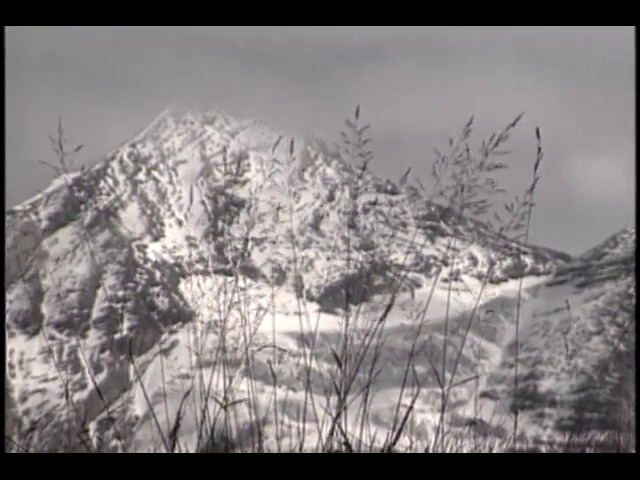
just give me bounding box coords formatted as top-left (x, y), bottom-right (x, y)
top-left (579, 225), bottom-right (636, 263)
top-left (8, 107), bottom-right (609, 452)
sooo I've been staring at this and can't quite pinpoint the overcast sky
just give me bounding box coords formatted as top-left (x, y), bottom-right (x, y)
top-left (5, 26), bottom-right (635, 254)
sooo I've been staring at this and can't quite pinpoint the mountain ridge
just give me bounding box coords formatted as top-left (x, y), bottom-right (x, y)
top-left (5, 108), bottom-right (634, 452)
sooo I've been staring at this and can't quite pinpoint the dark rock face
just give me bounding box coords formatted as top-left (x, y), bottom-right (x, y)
top-left (308, 261), bottom-right (399, 312)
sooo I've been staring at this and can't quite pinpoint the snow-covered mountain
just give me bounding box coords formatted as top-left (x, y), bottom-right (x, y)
top-left (5, 108), bottom-right (634, 452)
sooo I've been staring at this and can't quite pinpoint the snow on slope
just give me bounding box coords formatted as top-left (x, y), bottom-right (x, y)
top-left (8, 106), bottom-right (630, 452)
top-left (120, 239), bottom-right (634, 453)
top-left (111, 272), bottom-right (551, 452)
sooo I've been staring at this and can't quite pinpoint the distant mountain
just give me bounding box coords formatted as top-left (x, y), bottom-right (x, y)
top-left (5, 108), bottom-right (633, 452)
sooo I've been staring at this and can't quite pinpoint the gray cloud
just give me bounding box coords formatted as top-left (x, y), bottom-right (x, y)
top-left (5, 26), bottom-right (635, 254)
